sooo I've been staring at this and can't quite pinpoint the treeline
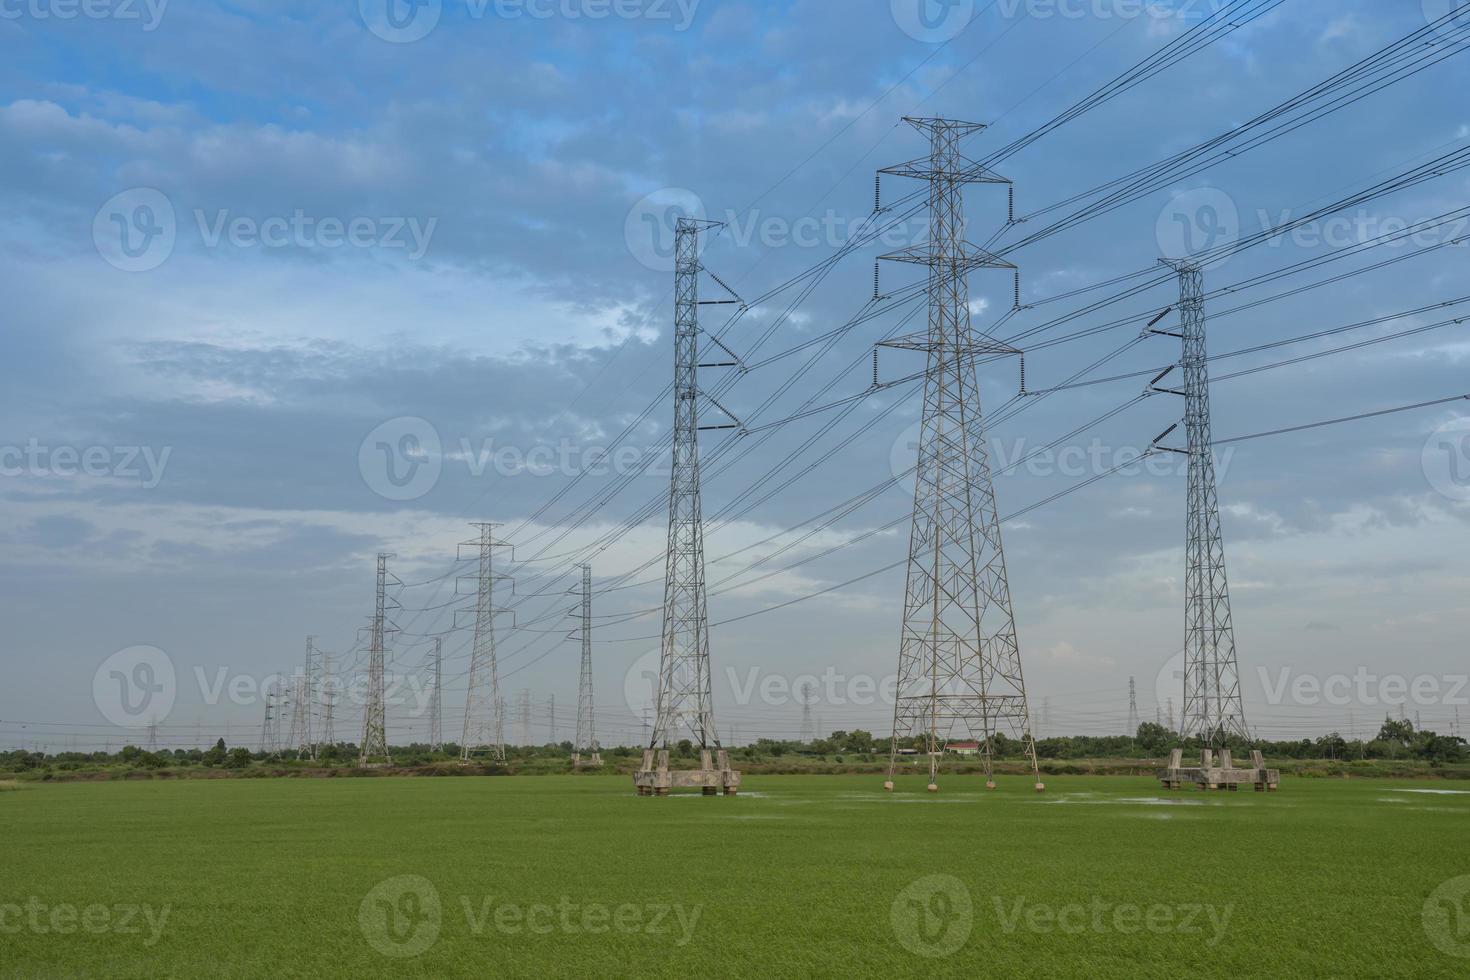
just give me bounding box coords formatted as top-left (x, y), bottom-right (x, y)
top-left (5, 717), bottom-right (1463, 777)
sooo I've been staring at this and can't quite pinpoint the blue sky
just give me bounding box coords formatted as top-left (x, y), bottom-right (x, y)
top-left (3, 0), bottom-right (1469, 751)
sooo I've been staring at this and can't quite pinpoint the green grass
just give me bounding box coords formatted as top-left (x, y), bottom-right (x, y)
top-left (5, 774), bottom-right (1470, 978)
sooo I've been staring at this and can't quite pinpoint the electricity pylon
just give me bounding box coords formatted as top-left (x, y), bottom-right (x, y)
top-left (574, 564), bottom-right (601, 767)
top-left (288, 672), bottom-right (308, 757)
top-left (258, 684), bottom-right (275, 754)
top-left (1128, 676), bottom-right (1141, 733)
top-left (518, 689), bottom-right (532, 747)
top-left (358, 553), bottom-right (397, 767)
top-left (635, 216), bottom-right (743, 797)
top-left (321, 653), bottom-right (336, 749)
top-left (878, 117), bottom-right (1041, 793)
top-left (300, 636), bottom-right (318, 759)
top-left (1150, 259), bottom-right (1249, 746)
top-left (461, 523), bottom-right (512, 763)
top-left (799, 682), bottom-right (815, 744)
top-left (428, 637), bottom-right (443, 751)
top-left (548, 695), bottom-right (556, 745)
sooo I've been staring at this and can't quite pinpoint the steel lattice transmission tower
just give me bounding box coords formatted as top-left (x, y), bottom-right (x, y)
top-left (461, 523), bottom-right (511, 763)
top-left (1151, 259), bottom-right (1249, 746)
top-left (635, 216), bottom-right (742, 797)
top-left (799, 682), bottom-right (815, 744)
top-left (1128, 676), bottom-right (1140, 733)
top-left (574, 563), bottom-right (602, 767)
top-left (878, 117), bottom-right (1042, 793)
top-left (428, 637), bottom-right (443, 751)
top-left (358, 553), bottom-right (397, 767)
top-left (321, 653), bottom-right (336, 749)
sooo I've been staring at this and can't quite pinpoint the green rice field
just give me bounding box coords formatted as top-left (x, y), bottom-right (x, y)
top-left (5, 774), bottom-right (1470, 978)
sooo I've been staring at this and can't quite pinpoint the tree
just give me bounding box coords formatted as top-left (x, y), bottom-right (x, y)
top-left (1135, 722), bottom-right (1172, 754)
top-left (225, 747), bottom-right (253, 769)
top-left (201, 738), bottom-right (227, 767)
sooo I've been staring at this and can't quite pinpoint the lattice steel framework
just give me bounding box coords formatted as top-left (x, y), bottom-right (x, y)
top-left (648, 217), bottom-right (724, 755)
top-left (879, 117), bottom-right (1041, 791)
top-left (462, 523), bottom-right (510, 762)
top-left (574, 563), bottom-right (601, 766)
top-left (358, 553), bottom-right (395, 766)
top-left (428, 637), bottom-right (443, 751)
top-left (1157, 259), bottom-right (1249, 745)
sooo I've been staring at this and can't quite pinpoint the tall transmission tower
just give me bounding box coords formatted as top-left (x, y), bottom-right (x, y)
top-left (461, 523), bottom-right (511, 763)
top-left (574, 563), bottom-right (602, 767)
top-left (258, 684), bottom-right (275, 754)
top-left (548, 695), bottom-right (557, 745)
top-left (292, 674), bottom-right (312, 757)
top-left (800, 682), bottom-right (815, 744)
top-left (635, 216), bottom-right (742, 797)
top-left (304, 636), bottom-right (319, 759)
top-left (428, 637), bottom-right (443, 751)
top-left (321, 653), bottom-right (336, 749)
top-left (1151, 259), bottom-right (1249, 746)
top-left (358, 553), bottom-right (397, 767)
top-left (1128, 676), bottom-right (1141, 733)
top-left (284, 675), bottom-right (303, 754)
top-left (877, 116), bottom-right (1042, 794)
top-left (518, 689), bottom-right (532, 747)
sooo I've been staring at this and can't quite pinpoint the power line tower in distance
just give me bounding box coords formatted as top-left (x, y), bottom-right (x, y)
top-left (574, 564), bottom-right (601, 767)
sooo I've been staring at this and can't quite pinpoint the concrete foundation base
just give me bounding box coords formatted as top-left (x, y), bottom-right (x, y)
top-left (632, 748), bottom-right (741, 797)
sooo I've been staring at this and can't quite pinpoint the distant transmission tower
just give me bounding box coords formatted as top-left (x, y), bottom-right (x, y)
top-left (304, 636), bottom-right (318, 760)
top-left (358, 553), bottom-right (396, 767)
top-left (635, 216), bottom-right (743, 797)
top-left (428, 637), bottom-right (443, 751)
top-left (574, 564), bottom-right (602, 767)
top-left (799, 682), bottom-right (815, 744)
top-left (461, 523), bottom-right (511, 763)
top-left (258, 685), bottom-right (275, 754)
top-left (548, 695), bottom-right (557, 745)
top-left (1167, 697), bottom-right (1176, 732)
top-left (878, 116), bottom-right (1041, 793)
top-left (518, 689), bottom-right (532, 746)
top-left (146, 717), bottom-right (158, 752)
top-left (289, 675), bottom-right (310, 758)
top-left (322, 653), bottom-right (337, 749)
top-left (1128, 676), bottom-right (1141, 733)
top-left (1151, 259), bottom-right (1249, 746)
